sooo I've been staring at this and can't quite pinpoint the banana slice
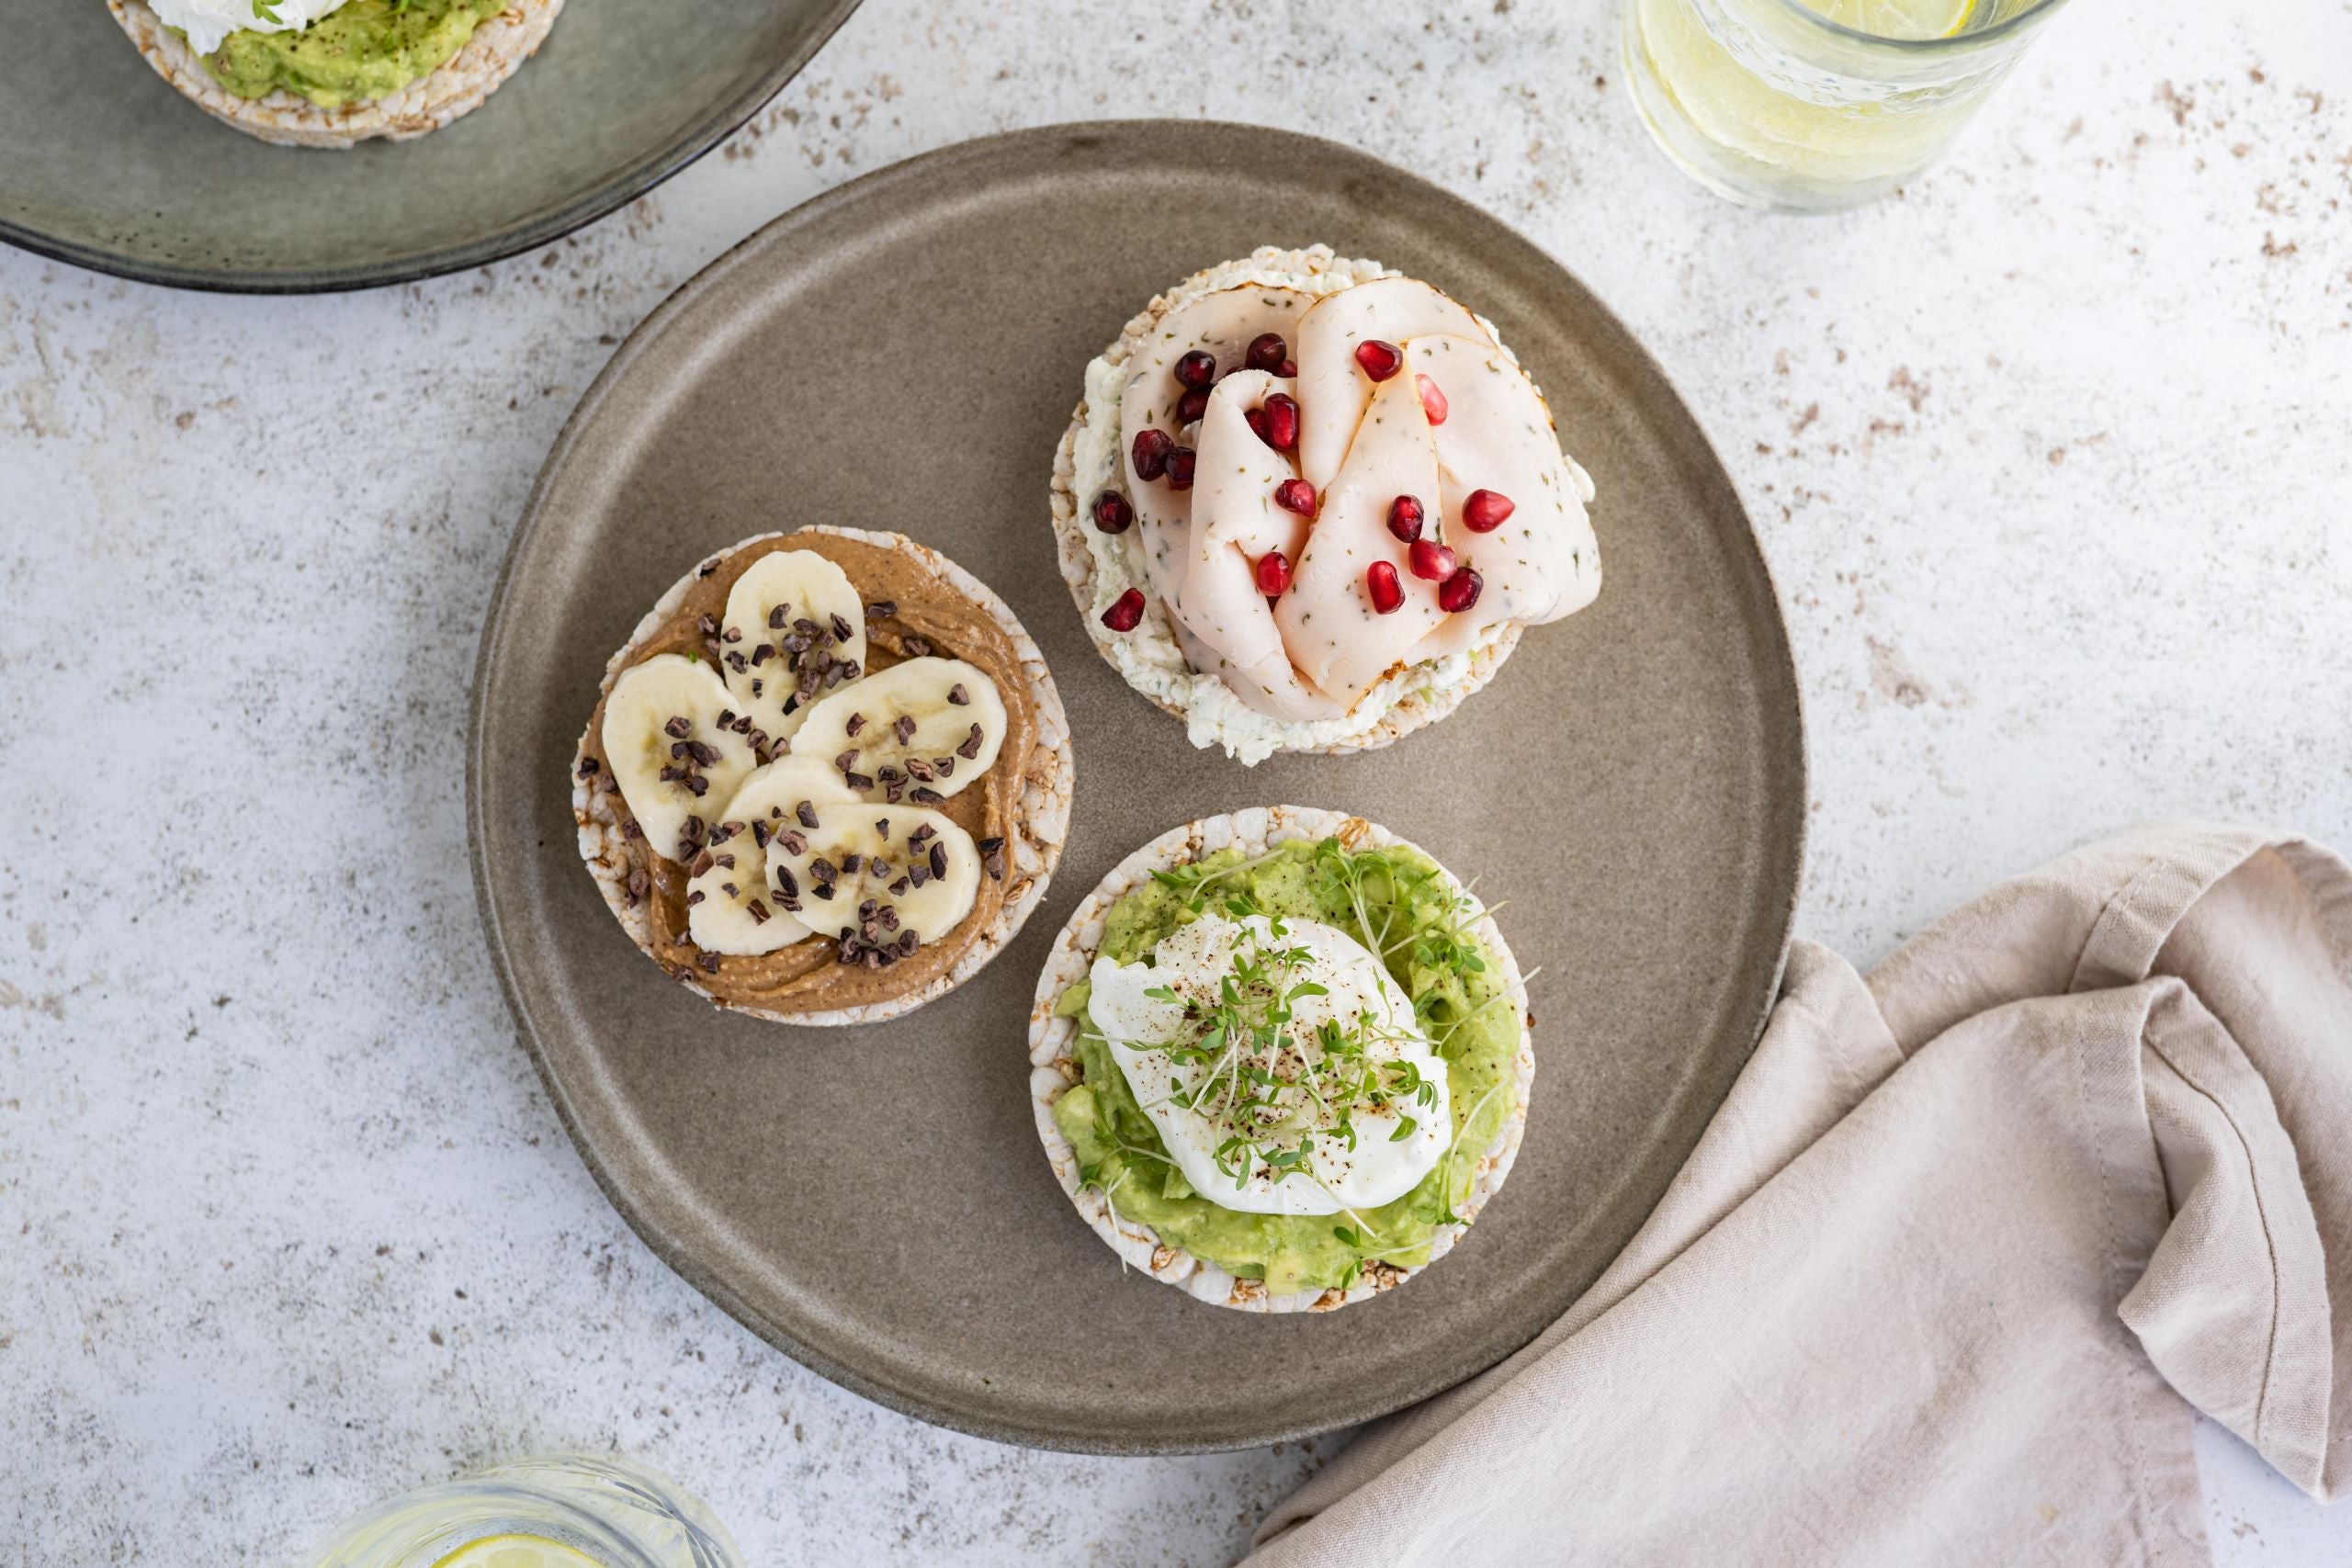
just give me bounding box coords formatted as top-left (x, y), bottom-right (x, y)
top-left (718, 549), bottom-right (870, 751)
top-left (787, 657), bottom-right (1007, 805)
top-left (763, 804), bottom-right (982, 967)
top-left (684, 756), bottom-right (861, 956)
top-left (600, 654), bottom-right (760, 863)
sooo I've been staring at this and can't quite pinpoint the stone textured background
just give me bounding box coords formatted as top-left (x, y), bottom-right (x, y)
top-left (4, 0), bottom-right (2348, 1562)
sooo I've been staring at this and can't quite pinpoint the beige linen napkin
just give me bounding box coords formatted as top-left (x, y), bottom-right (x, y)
top-left (1250, 821), bottom-right (2349, 1566)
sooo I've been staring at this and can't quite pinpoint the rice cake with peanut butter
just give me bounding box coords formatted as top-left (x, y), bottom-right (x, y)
top-left (573, 525), bottom-right (1072, 1027)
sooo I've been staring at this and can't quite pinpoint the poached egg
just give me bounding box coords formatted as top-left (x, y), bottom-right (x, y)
top-left (151, 0), bottom-right (354, 59)
top-left (1086, 912), bottom-right (1452, 1215)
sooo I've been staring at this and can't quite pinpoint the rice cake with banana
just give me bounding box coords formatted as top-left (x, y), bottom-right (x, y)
top-left (574, 526), bottom-right (1073, 1027)
top-left (1051, 245), bottom-right (1603, 764)
top-left (1029, 806), bottom-right (1535, 1312)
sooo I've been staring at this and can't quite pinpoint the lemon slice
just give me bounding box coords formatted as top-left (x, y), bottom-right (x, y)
top-left (1803, 0), bottom-right (1976, 39)
top-left (430, 1536), bottom-right (604, 1568)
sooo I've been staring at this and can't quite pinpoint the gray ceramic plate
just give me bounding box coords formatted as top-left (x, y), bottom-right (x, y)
top-left (0, 0), bottom-right (861, 292)
top-left (469, 121), bottom-right (1805, 1454)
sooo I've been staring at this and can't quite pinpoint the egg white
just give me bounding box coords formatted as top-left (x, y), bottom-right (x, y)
top-left (1086, 912), bottom-right (1452, 1216)
top-left (151, 0), bottom-right (354, 59)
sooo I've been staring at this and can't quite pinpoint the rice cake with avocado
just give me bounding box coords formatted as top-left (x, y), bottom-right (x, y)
top-left (109, 0), bottom-right (563, 149)
top-left (1028, 806), bottom-right (1534, 1313)
top-left (573, 526), bottom-right (1074, 1028)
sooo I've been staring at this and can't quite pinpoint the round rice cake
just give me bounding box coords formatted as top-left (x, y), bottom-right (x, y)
top-left (572, 525), bottom-right (1074, 1028)
top-left (1049, 245), bottom-right (1529, 764)
top-left (108, 0), bottom-right (564, 150)
top-left (1027, 805), bottom-right (1535, 1313)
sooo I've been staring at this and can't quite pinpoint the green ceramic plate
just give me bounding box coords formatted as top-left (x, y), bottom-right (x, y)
top-left (0, 0), bottom-right (862, 292)
top-left (470, 122), bottom-right (1806, 1452)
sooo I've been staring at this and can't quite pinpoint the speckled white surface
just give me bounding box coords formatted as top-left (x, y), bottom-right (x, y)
top-left (4, 1), bottom-right (2348, 1562)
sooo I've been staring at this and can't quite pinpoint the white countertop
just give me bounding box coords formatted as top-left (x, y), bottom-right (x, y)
top-left (4, 1), bottom-right (2347, 1562)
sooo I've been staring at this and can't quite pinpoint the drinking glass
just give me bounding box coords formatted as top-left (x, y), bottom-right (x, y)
top-left (1620, 0), bottom-right (2073, 211)
top-left (308, 1453), bottom-right (741, 1568)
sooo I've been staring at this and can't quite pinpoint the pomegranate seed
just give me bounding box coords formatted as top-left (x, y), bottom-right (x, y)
top-left (1416, 374), bottom-right (1449, 426)
top-left (1264, 393), bottom-right (1299, 452)
top-left (1273, 478), bottom-right (1317, 516)
top-left (1278, 358), bottom-right (1297, 378)
top-left (1246, 407), bottom-right (1272, 445)
top-left (1462, 489), bottom-right (1515, 532)
top-left (1177, 387), bottom-right (1210, 424)
top-left (1091, 491), bottom-right (1133, 534)
top-left (1438, 566), bottom-right (1484, 614)
top-left (1354, 339), bottom-right (1404, 381)
top-left (1165, 446), bottom-right (1196, 491)
top-left (1365, 560), bottom-right (1403, 615)
top-left (1131, 428), bottom-right (1172, 480)
top-left (1254, 551), bottom-right (1293, 596)
top-left (1408, 539), bottom-right (1455, 581)
top-left (1386, 494), bottom-right (1425, 543)
top-left (1101, 588), bottom-right (1147, 633)
top-left (1173, 350), bottom-right (1217, 389)
top-left (1246, 333), bottom-right (1288, 373)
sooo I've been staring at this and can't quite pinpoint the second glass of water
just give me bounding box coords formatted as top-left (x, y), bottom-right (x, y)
top-left (1621, 0), bottom-right (2073, 211)
top-left (308, 1453), bottom-right (741, 1568)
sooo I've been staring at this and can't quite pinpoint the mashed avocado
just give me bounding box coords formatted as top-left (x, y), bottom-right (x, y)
top-left (198, 0), bottom-right (510, 107)
top-left (1052, 838), bottom-right (1521, 1296)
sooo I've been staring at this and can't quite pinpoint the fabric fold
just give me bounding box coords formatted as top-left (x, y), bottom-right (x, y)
top-left (1249, 823), bottom-right (2350, 1567)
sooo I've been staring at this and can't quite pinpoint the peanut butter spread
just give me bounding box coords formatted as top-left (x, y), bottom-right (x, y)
top-left (579, 534), bottom-right (1042, 1013)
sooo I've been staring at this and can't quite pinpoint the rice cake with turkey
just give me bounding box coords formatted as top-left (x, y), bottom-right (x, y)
top-left (1050, 245), bottom-right (1602, 765)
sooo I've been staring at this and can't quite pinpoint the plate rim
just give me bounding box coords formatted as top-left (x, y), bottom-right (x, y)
top-left (0, 0), bottom-right (865, 295)
top-left (467, 118), bottom-right (1808, 1454)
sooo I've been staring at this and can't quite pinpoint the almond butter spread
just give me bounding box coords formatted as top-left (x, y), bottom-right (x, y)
top-left (578, 533), bottom-right (1041, 1014)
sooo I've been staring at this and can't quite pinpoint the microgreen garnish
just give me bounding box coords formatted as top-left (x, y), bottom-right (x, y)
top-left (1070, 838), bottom-right (1532, 1284)
top-left (1148, 847), bottom-right (1288, 914)
top-left (1108, 908), bottom-right (1449, 1199)
top-left (251, 0), bottom-right (282, 20)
